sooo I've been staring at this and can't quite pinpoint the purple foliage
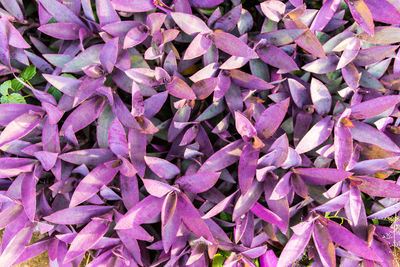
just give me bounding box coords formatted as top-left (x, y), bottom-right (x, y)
top-left (1, 0), bottom-right (400, 266)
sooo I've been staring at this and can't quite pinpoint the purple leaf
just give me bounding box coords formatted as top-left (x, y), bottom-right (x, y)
top-left (171, 12), bottom-right (211, 35)
top-left (324, 219), bottom-right (381, 261)
top-left (69, 163), bottom-right (119, 207)
top-left (276, 221), bottom-right (312, 267)
top-left (344, 0), bottom-right (374, 35)
top-left (213, 31), bottom-right (258, 59)
top-left (44, 206), bottom-right (113, 225)
top-left (144, 156), bottom-right (180, 179)
top-left (108, 117), bottom-right (129, 157)
top-left (251, 202), bottom-right (287, 232)
top-left (64, 216), bottom-right (111, 263)
top-left (176, 172), bottom-right (220, 193)
top-left (294, 168), bottom-right (352, 185)
top-left (0, 111), bottom-right (43, 147)
top-left (295, 117), bottom-right (334, 154)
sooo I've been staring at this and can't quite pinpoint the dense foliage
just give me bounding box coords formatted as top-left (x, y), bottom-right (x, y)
top-left (2, 0), bottom-right (400, 266)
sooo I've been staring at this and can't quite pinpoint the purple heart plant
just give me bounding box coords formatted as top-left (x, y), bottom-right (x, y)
top-left (1, 0), bottom-right (400, 266)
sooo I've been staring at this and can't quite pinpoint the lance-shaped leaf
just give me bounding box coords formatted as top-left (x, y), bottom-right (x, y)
top-left (202, 191), bottom-right (238, 219)
top-left (63, 44), bottom-right (103, 72)
top-left (162, 199), bottom-right (180, 253)
top-left (324, 219), bottom-right (381, 261)
top-left (61, 96), bottom-right (105, 133)
top-left (251, 202), bottom-right (286, 232)
top-left (38, 0), bottom-right (86, 27)
top-left (342, 63), bottom-right (359, 89)
top-left (349, 121), bottom-right (400, 153)
top-left (1, 0), bottom-right (23, 21)
top-left (363, 0), bottom-right (400, 24)
top-left (199, 139), bottom-right (243, 172)
top-left (238, 144), bottom-right (259, 194)
top-left (310, 0), bottom-right (341, 32)
top-left (276, 221), bottom-right (313, 267)
top-left (0, 225), bottom-right (34, 267)
top-left (184, 34), bottom-right (213, 60)
top-left (63, 216), bottom-right (110, 263)
top-left (235, 111), bottom-right (256, 138)
top-left (256, 45), bottom-right (298, 73)
top-left (38, 23), bottom-right (83, 40)
top-left (12, 239), bottom-right (51, 266)
top-left (257, 29), bottom-right (306, 46)
top-left (123, 24), bottom-right (150, 49)
top-left (284, 18), bottom-right (326, 58)
top-left (59, 149), bottom-right (115, 166)
top-left (142, 179), bottom-right (177, 198)
top-left (334, 120), bottom-right (353, 170)
top-left (349, 185), bottom-right (362, 225)
top-left (21, 171), bottom-right (36, 222)
top-left (213, 31), bottom-right (258, 59)
top-left (353, 45), bottom-right (398, 66)
top-left (295, 117), bottom-right (334, 154)
top-left (176, 172), bottom-right (220, 194)
top-left (0, 111), bottom-right (43, 147)
top-left (214, 4), bottom-right (242, 32)
top-left (359, 26), bottom-right (400, 45)
top-left (108, 117), bottom-right (128, 157)
top-left (100, 37), bottom-right (118, 73)
top-left (112, 0), bottom-right (155, 12)
top-left (43, 206), bottom-right (112, 225)
top-left (294, 168), bottom-right (352, 185)
top-left (69, 163), bottom-right (119, 207)
top-left (189, 0), bottom-right (223, 8)
top-left (171, 12), bottom-right (211, 35)
top-left (115, 195), bottom-right (163, 229)
top-left (351, 176), bottom-right (400, 198)
top-left (260, 0), bottom-right (285, 22)
top-left (144, 156), bottom-right (180, 180)
top-left (302, 55), bottom-right (339, 74)
top-left (96, 0), bottom-right (119, 26)
top-left (344, 0), bottom-right (374, 35)
top-left (161, 191), bottom-right (178, 226)
top-left (191, 77), bottom-right (218, 100)
top-left (368, 202), bottom-right (400, 220)
top-left (232, 180), bottom-right (264, 221)
top-left (165, 76), bottom-right (196, 100)
top-left (42, 74), bottom-right (82, 97)
top-left (178, 193), bottom-right (215, 243)
top-left (0, 204), bottom-right (24, 229)
top-left (73, 77), bottom-right (105, 107)
top-left (313, 192), bottom-right (349, 212)
top-left (336, 37), bottom-right (360, 69)
top-left (288, 78), bottom-right (310, 108)
top-left (313, 222), bottom-right (336, 267)
top-left (0, 157), bottom-right (35, 178)
top-left (128, 129), bottom-right (146, 177)
top-left (0, 104), bottom-right (42, 126)
top-left (255, 98), bottom-right (290, 139)
top-left (0, 19), bottom-right (10, 66)
top-left (230, 69), bottom-right (274, 90)
top-left (34, 151), bottom-right (57, 171)
top-left (350, 95), bottom-right (400, 119)
top-left (310, 78), bottom-right (331, 115)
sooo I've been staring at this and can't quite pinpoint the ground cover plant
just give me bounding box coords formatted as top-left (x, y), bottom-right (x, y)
top-left (2, 0), bottom-right (400, 266)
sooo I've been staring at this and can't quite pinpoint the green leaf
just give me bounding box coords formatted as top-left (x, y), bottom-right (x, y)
top-left (212, 254), bottom-right (225, 267)
top-left (219, 211), bottom-right (232, 222)
top-left (11, 78), bottom-right (24, 91)
top-left (1, 93), bottom-right (26, 104)
top-left (61, 73), bottom-right (76, 79)
top-left (46, 17), bottom-right (57, 24)
top-left (21, 65), bottom-right (36, 81)
top-left (0, 80), bottom-right (11, 95)
top-left (48, 86), bottom-right (62, 102)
